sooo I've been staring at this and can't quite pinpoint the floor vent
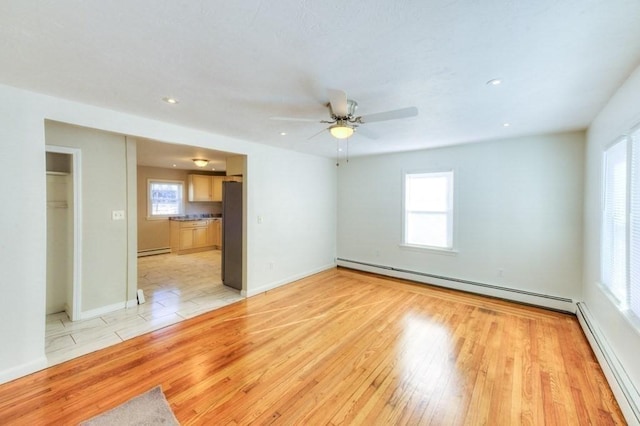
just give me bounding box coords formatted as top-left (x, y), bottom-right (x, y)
top-left (137, 247), bottom-right (171, 257)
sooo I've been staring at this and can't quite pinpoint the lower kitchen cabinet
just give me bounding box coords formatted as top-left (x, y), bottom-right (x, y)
top-left (171, 219), bottom-right (217, 254)
top-left (207, 218), bottom-right (222, 248)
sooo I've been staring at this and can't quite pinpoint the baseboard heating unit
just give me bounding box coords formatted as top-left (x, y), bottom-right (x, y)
top-left (137, 247), bottom-right (171, 257)
top-left (576, 302), bottom-right (640, 425)
top-left (336, 257), bottom-right (574, 312)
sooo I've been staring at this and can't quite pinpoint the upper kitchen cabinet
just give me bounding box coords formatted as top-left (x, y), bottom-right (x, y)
top-left (212, 176), bottom-right (224, 202)
top-left (188, 175), bottom-right (212, 202)
top-left (188, 174), bottom-right (225, 202)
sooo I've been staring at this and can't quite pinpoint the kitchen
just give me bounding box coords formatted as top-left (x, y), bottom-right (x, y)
top-left (136, 138), bottom-right (245, 310)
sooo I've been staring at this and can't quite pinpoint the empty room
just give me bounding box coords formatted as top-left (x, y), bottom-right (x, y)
top-left (1, 1), bottom-right (639, 424)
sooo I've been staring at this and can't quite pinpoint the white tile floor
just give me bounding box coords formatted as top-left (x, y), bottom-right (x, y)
top-left (45, 250), bottom-right (243, 367)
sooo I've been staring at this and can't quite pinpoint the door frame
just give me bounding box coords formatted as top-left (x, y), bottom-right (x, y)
top-left (46, 145), bottom-right (82, 321)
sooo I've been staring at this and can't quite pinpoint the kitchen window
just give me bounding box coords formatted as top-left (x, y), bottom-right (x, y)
top-left (601, 126), bottom-right (640, 322)
top-left (402, 170), bottom-right (455, 251)
top-left (148, 179), bottom-right (184, 219)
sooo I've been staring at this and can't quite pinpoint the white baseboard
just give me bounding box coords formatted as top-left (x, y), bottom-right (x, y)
top-left (137, 247), bottom-right (171, 257)
top-left (243, 263), bottom-right (336, 297)
top-left (336, 258), bottom-right (575, 312)
top-left (0, 356), bottom-right (48, 385)
top-left (79, 301), bottom-right (126, 320)
top-left (126, 298), bottom-right (138, 308)
top-left (576, 302), bottom-right (640, 425)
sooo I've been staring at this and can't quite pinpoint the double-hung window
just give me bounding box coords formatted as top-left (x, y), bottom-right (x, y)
top-left (403, 170), bottom-right (454, 250)
top-left (601, 127), bottom-right (640, 320)
top-left (147, 179), bottom-right (184, 219)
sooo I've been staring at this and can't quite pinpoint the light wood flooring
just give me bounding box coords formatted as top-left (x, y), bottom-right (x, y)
top-left (45, 250), bottom-right (242, 366)
top-left (3, 268), bottom-right (624, 425)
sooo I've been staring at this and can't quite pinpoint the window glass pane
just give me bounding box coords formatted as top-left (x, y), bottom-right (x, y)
top-left (602, 139), bottom-right (627, 302)
top-left (407, 174), bottom-right (449, 211)
top-left (404, 170), bottom-right (453, 249)
top-left (150, 181), bottom-right (183, 216)
top-left (407, 213), bottom-right (448, 247)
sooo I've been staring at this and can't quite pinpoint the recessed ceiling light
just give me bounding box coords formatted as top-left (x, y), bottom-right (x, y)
top-left (503, 122), bottom-right (510, 127)
top-left (211, 168), bottom-right (216, 171)
top-left (487, 79), bottom-right (502, 86)
top-left (162, 97), bottom-right (179, 104)
top-left (172, 164), bottom-right (177, 167)
top-left (280, 132), bottom-right (287, 136)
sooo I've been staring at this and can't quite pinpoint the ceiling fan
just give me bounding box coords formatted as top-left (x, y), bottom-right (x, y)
top-left (271, 89), bottom-right (418, 140)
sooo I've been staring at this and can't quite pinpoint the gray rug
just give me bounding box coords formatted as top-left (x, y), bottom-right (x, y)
top-left (79, 386), bottom-right (179, 425)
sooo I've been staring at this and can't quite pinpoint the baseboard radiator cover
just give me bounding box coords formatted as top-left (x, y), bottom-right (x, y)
top-left (576, 302), bottom-right (640, 425)
top-left (336, 258), bottom-right (574, 312)
top-left (137, 247), bottom-right (171, 257)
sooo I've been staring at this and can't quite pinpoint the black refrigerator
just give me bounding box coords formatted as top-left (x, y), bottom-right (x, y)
top-left (222, 181), bottom-right (243, 290)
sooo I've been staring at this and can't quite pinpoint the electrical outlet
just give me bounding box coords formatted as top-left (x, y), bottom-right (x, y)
top-left (112, 210), bottom-right (125, 220)
top-left (257, 215), bottom-right (264, 224)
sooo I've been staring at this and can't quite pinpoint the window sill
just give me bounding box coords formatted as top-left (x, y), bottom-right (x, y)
top-left (399, 244), bottom-right (458, 256)
top-left (595, 281), bottom-right (640, 338)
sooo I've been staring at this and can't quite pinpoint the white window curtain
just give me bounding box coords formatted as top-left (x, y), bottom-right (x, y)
top-left (601, 139), bottom-right (627, 303)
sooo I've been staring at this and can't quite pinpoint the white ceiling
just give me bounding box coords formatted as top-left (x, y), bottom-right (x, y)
top-left (2, 1), bottom-right (640, 159)
top-left (135, 138), bottom-right (232, 171)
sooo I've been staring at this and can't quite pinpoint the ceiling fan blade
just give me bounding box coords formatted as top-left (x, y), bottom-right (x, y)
top-left (359, 106), bottom-right (418, 123)
top-left (307, 127), bottom-right (328, 141)
top-left (327, 89), bottom-right (348, 117)
top-left (270, 116), bottom-right (321, 122)
top-left (354, 126), bottom-right (378, 140)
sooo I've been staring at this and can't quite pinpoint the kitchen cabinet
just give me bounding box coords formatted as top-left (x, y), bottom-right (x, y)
top-left (208, 218), bottom-right (222, 248)
top-left (188, 175), bottom-right (225, 202)
top-left (188, 175), bottom-right (213, 202)
top-left (212, 176), bottom-right (224, 202)
top-left (170, 220), bottom-right (214, 254)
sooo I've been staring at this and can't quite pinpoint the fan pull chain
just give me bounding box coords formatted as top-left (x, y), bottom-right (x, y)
top-left (346, 137), bottom-right (349, 163)
top-left (336, 139), bottom-right (340, 167)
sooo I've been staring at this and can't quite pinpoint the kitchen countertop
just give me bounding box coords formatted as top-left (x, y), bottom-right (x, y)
top-left (169, 214), bottom-right (222, 222)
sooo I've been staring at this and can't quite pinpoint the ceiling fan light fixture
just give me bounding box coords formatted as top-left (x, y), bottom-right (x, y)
top-left (193, 158), bottom-right (209, 167)
top-left (329, 123), bottom-right (354, 139)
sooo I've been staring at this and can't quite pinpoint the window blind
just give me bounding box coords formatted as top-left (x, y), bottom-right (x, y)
top-left (602, 139), bottom-right (627, 303)
top-left (630, 129), bottom-right (640, 317)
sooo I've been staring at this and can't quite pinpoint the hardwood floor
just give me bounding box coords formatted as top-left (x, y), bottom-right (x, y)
top-left (0, 268), bottom-right (625, 425)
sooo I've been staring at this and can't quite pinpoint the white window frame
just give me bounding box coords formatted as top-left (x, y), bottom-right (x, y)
top-left (600, 137), bottom-right (628, 305)
top-left (147, 179), bottom-right (185, 220)
top-left (600, 125), bottom-right (640, 330)
top-left (401, 169), bottom-right (456, 254)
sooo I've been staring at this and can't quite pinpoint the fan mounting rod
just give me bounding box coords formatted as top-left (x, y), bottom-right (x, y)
top-left (328, 99), bottom-right (358, 120)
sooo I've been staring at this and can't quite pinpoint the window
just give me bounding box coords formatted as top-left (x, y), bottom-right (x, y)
top-left (631, 129), bottom-right (640, 318)
top-left (147, 179), bottom-right (184, 218)
top-left (403, 170), bottom-right (454, 250)
top-left (601, 128), bottom-right (640, 320)
top-left (601, 139), bottom-right (627, 302)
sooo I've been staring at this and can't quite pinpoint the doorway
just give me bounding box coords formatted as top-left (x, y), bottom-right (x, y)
top-left (45, 146), bottom-right (81, 321)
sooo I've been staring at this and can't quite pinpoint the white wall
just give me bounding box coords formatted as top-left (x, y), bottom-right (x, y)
top-left (584, 64), bottom-right (640, 396)
top-left (45, 121), bottom-right (129, 312)
top-left (0, 83), bottom-right (336, 384)
top-left (337, 132), bottom-right (585, 309)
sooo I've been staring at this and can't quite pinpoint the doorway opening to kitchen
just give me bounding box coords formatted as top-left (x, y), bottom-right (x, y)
top-left (45, 146), bottom-right (82, 322)
top-left (135, 138), bottom-right (246, 321)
